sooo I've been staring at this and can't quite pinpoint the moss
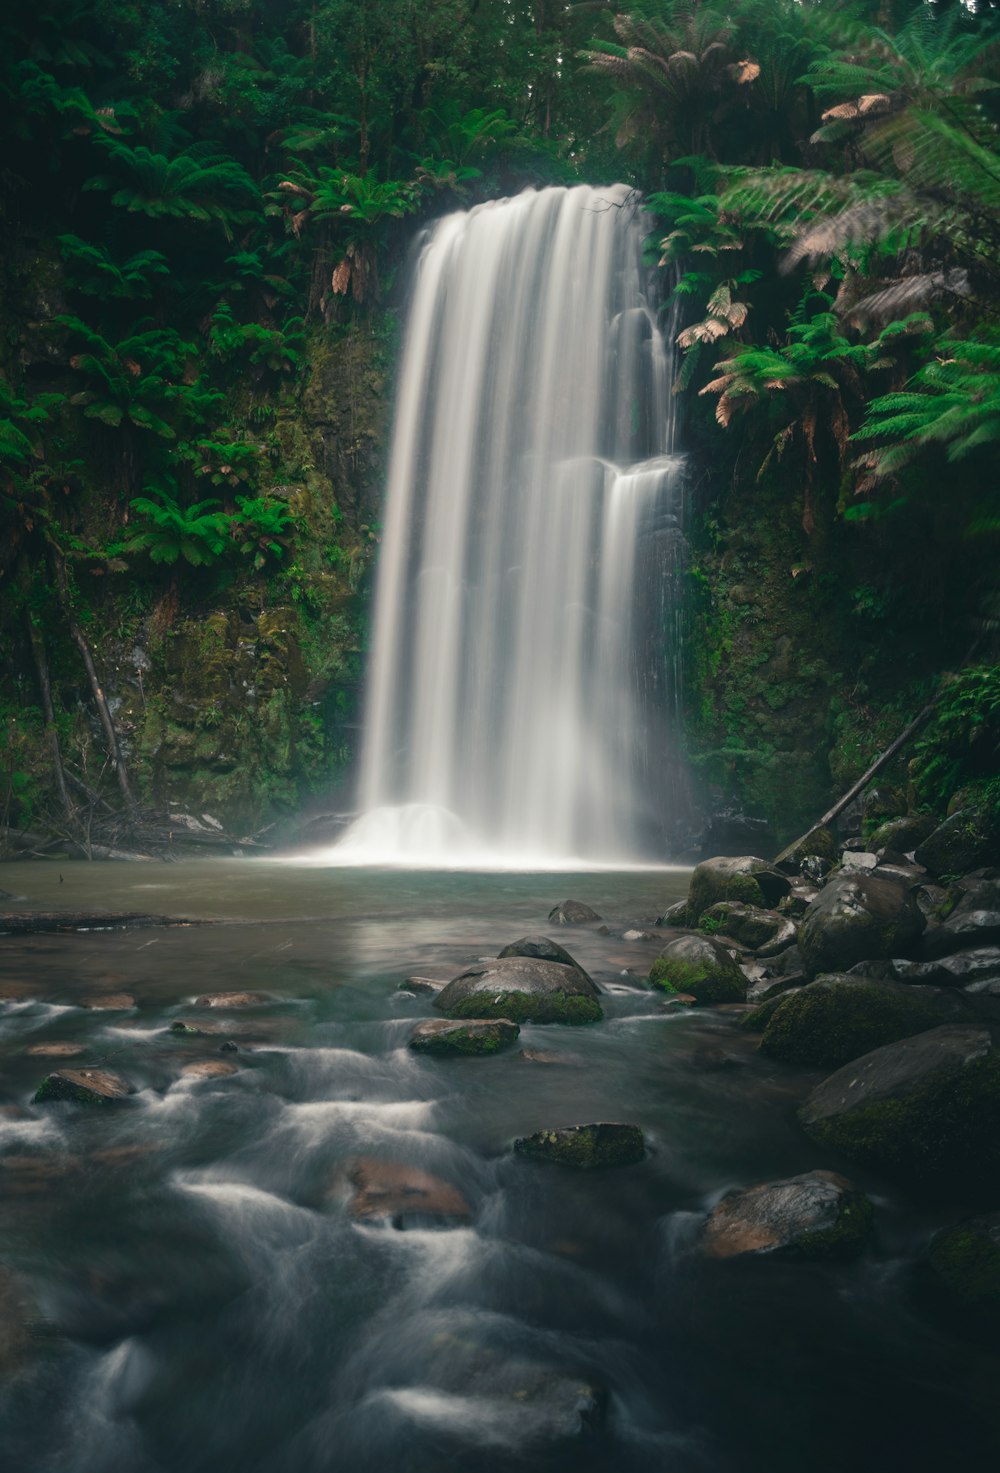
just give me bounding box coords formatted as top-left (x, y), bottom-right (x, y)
top-left (649, 955), bottom-right (745, 1005)
top-left (759, 981), bottom-right (946, 1068)
top-left (409, 1022), bottom-right (519, 1055)
top-left (790, 1191), bottom-right (874, 1260)
top-left (447, 990), bottom-right (602, 1025)
top-left (926, 1223), bottom-right (1000, 1311)
top-left (514, 1123), bottom-right (644, 1168)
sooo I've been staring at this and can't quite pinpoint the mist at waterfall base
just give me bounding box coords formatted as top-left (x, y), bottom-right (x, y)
top-left (326, 184), bottom-right (687, 869)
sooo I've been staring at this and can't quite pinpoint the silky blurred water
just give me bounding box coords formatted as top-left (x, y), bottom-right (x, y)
top-left (0, 862), bottom-right (996, 1471)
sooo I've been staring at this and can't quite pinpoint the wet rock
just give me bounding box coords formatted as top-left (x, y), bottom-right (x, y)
top-left (922, 872), bottom-right (1000, 958)
top-left (741, 987), bottom-right (805, 1032)
top-left (435, 956), bottom-right (601, 1025)
top-left (660, 991), bottom-right (697, 1011)
top-left (867, 814), bottom-right (937, 854)
top-left (701, 1171), bottom-right (872, 1260)
top-left (400, 974), bottom-right (451, 995)
top-left (622, 928), bottom-right (656, 942)
top-left (219, 1040), bottom-right (239, 1053)
top-left (649, 934), bottom-right (746, 1005)
top-left (347, 1157), bottom-right (471, 1228)
top-left (520, 1048), bottom-right (581, 1065)
top-left (514, 1122), bottom-right (644, 1168)
top-left (409, 1019), bottom-right (520, 1056)
top-left (699, 902), bottom-right (796, 954)
top-left (25, 1042), bottom-right (86, 1058)
top-left (840, 851), bottom-right (878, 872)
top-left (799, 1026), bottom-right (1000, 1195)
top-left (547, 899), bottom-right (602, 925)
top-left (81, 993), bottom-right (135, 1010)
top-left (745, 974), bottom-right (804, 1006)
top-left (193, 991), bottom-right (273, 1008)
top-left (922, 1213), bottom-right (1000, 1332)
top-left (759, 976), bottom-right (971, 1069)
top-left (686, 856), bottom-right (790, 923)
top-left (33, 1068), bottom-right (134, 1106)
top-left (916, 807), bottom-right (999, 879)
top-left (170, 1020), bottom-right (206, 1035)
top-left (800, 856), bottom-right (832, 885)
top-left (497, 935), bottom-right (584, 971)
top-left (798, 870), bottom-right (925, 977)
top-left (774, 826), bottom-right (837, 873)
top-left (180, 1059), bottom-right (239, 1080)
top-left (894, 947), bottom-right (1000, 988)
top-left (657, 899), bottom-right (691, 927)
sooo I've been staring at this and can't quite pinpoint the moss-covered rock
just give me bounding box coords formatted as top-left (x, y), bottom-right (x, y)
top-left (916, 807), bottom-right (1000, 879)
top-left (774, 826), bottom-right (837, 871)
top-left (700, 901), bottom-right (797, 954)
top-left (741, 987), bottom-right (806, 1032)
top-left (547, 899), bottom-right (602, 924)
top-left (513, 1122), bottom-right (644, 1168)
top-left (497, 935), bottom-right (586, 972)
top-left (409, 1018), bottom-right (520, 1056)
top-left (434, 957), bottom-right (602, 1024)
top-left (34, 1068), bottom-right (133, 1105)
top-left (759, 976), bottom-right (969, 1068)
top-left (649, 933), bottom-right (747, 1004)
top-left (701, 1170), bottom-right (873, 1260)
top-left (923, 1213), bottom-right (1000, 1329)
top-left (799, 1025), bottom-right (1000, 1195)
top-left (868, 814), bottom-right (937, 853)
top-left (798, 870), bottom-right (925, 976)
top-left (685, 856), bottom-right (790, 923)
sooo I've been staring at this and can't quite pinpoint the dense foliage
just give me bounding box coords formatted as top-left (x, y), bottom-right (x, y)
top-left (1, 0), bottom-right (998, 843)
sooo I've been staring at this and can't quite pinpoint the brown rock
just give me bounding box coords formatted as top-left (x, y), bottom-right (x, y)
top-left (180, 1059), bottom-right (239, 1080)
top-left (81, 993), bottom-right (135, 1010)
top-left (33, 1068), bottom-right (134, 1105)
top-left (346, 1157), bottom-right (471, 1227)
top-left (701, 1170), bottom-right (873, 1260)
top-left (26, 1042), bottom-right (86, 1058)
top-left (193, 991), bottom-right (273, 1008)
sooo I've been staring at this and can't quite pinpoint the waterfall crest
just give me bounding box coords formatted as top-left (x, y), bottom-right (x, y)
top-left (335, 184), bottom-right (685, 867)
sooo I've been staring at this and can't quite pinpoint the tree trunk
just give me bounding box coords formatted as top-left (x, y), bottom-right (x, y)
top-left (26, 613), bottom-right (74, 820)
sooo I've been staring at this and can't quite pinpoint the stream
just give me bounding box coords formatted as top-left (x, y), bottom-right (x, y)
top-left (0, 861), bottom-right (996, 1471)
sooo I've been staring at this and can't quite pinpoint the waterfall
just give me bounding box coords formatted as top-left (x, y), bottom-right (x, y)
top-left (335, 184), bottom-right (685, 867)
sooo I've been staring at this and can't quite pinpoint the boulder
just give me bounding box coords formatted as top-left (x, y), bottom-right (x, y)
top-left (759, 976), bottom-right (970, 1069)
top-left (894, 947), bottom-right (1000, 988)
top-left (701, 1171), bottom-right (872, 1260)
top-left (399, 975), bottom-right (449, 995)
top-left (346, 1157), bottom-right (471, 1228)
top-left (497, 935), bottom-right (585, 971)
top-left (745, 974), bottom-right (805, 1007)
top-left (686, 856), bottom-right (791, 923)
top-left (25, 1042), bottom-right (86, 1058)
top-left (923, 1213), bottom-right (1000, 1331)
top-left (409, 1019), bottom-right (520, 1056)
top-left (434, 956), bottom-right (602, 1024)
top-left (657, 899), bottom-right (691, 927)
top-left (81, 992), bottom-right (135, 1010)
top-left (193, 991), bottom-right (273, 1008)
top-left (915, 807), bottom-right (999, 878)
top-left (798, 1026), bottom-right (1000, 1194)
top-left (922, 871), bottom-right (1000, 958)
top-left (741, 988), bottom-right (805, 1032)
top-left (774, 826), bottom-right (837, 873)
top-left (180, 1059), bottom-right (238, 1080)
top-left (700, 902), bottom-right (797, 955)
top-left (868, 814), bottom-right (937, 853)
top-left (513, 1123), bottom-right (644, 1168)
top-left (863, 786), bottom-right (908, 829)
top-left (798, 870), bottom-right (925, 976)
top-left (33, 1067), bottom-right (133, 1105)
top-left (649, 934), bottom-right (746, 1004)
top-left (548, 899), bottom-right (602, 925)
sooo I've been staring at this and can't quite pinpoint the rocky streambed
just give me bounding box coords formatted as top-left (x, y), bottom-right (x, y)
top-left (0, 858), bottom-right (997, 1471)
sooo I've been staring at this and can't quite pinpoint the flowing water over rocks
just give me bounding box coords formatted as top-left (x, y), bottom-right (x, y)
top-left (0, 861), bottom-right (998, 1472)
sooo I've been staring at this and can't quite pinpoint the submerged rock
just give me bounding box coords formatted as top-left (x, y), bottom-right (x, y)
top-left (33, 1067), bottom-right (133, 1105)
top-left (759, 976), bottom-right (970, 1069)
top-left (497, 935), bottom-right (582, 969)
top-left (798, 870), bottom-right (925, 976)
top-left (686, 856), bottom-right (790, 923)
top-left (193, 991), bottom-right (273, 1008)
top-left (180, 1059), bottom-right (239, 1080)
top-left (701, 1171), bottom-right (872, 1260)
top-left (409, 1019), bottom-right (520, 1056)
top-left (435, 956), bottom-right (602, 1024)
top-left (347, 1157), bottom-right (471, 1228)
top-left (25, 1042), bottom-right (86, 1058)
top-left (514, 1122), bottom-right (644, 1168)
top-left (649, 934), bottom-right (746, 1004)
top-left (81, 992), bottom-right (135, 1010)
top-left (547, 900), bottom-right (602, 925)
top-left (798, 1025), bottom-right (1000, 1194)
top-left (400, 974), bottom-right (451, 995)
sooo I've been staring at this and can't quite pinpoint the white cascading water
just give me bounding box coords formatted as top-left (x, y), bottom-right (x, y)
top-left (333, 183), bottom-right (685, 867)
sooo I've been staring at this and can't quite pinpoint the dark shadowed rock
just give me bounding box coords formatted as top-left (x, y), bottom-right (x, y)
top-left (346, 1157), bottom-right (471, 1228)
top-left (922, 1213), bottom-right (1000, 1332)
top-left (34, 1068), bottom-right (134, 1105)
top-left (194, 991), bottom-right (274, 1008)
top-left (548, 900), bottom-right (602, 925)
top-left (514, 1123), bottom-right (644, 1168)
top-left (894, 947), bottom-right (1000, 988)
top-left (657, 899), bottom-right (691, 927)
top-left (700, 902), bottom-right (796, 954)
top-left (701, 1171), bottom-right (872, 1260)
top-left (435, 956), bottom-right (601, 1024)
top-left (409, 1019), bottom-right (520, 1056)
top-left (799, 1026), bottom-right (1000, 1194)
top-left (497, 935), bottom-right (584, 970)
top-left (798, 870), bottom-right (925, 976)
top-left (916, 807), bottom-right (999, 878)
top-left (868, 814), bottom-right (937, 853)
top-left (774, 826), bottom-right (837, 873)
top-left (922, 871), bottom-right (1000, 958)
top-left (649, 934), bottom-right (746, 1004)
top-left (759, 976), bottom-right (971, 1069)
top-left (686, 856), bottom-right (791, 922)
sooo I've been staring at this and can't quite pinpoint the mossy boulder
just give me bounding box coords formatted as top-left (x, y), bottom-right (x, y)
top-left (497, 935), bottom-right (587, 974)
top-left (915, 807), bottom-right (1000, 879)
top-left (868, 814), bottom-right (937, 854)
top-left (33, 1068), bottom-right (133, 1105)
top-left (657, 899), bottom-right (691, 927)
top-left (701, 1170), bottom-right (873, 1260)
top-left (741, 987), bottom-right (806, 1032)
top-left (798, 870), bottom-right (925, 977)
top-left (759, 976), bottom-right (970, 1069)
top-left (862, 786), bottom-right (908, 831)
top-left (923, 1214), bottom-right (1000, 1330)
top-left (774, 826), bottom-right (837, 872)
top-left (685, 856), bottom-right (790, 923)
top-left (513, 1122), bottom-right (644, 1168)
top-left (700, 902), bottom-right (796, 954)
top-left (649, 934), bottom-right (747, 1004)
top-left (408, 1019), bottom-right (520, 1056)
top-left (434, 956), bottom-right (602, 1024)
top-left (547, 899), bottom-right (602, 925)
top-left (799, 1025), bottom-right (1000, 1195)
